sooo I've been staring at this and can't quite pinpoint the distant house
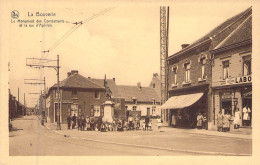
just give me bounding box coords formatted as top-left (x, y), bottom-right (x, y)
top-left (116, 82), bottom-right (161, 118)
top-left (46, 70), bottom-right (106, 124)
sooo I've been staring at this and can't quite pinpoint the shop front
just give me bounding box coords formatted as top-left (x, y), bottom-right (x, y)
top-left (213, 84), bottom-right (252, 129)
top-left (161, 92), bottom-right (208, 129)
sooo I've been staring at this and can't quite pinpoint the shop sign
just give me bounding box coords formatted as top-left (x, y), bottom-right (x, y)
top-left (221, 92), bottom-right (232, 100)
top-left (226, 75), bottom-right (252, 85)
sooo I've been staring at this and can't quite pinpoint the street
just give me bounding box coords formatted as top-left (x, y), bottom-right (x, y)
top-left (9, 116), bottom-right (252, 156)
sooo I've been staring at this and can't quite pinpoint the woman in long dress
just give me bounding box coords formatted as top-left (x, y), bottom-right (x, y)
top-left (234, 108), bottom-right (241, 129)
top-left (196, 113), bottom-right (203, 129)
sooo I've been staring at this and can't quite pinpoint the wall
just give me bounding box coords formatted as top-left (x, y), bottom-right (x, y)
top-left (126, 102), bottom-right (161, 117)
top-left (212, 45), bottom-right (252, 87)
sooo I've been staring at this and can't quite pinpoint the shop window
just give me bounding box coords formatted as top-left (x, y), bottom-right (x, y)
top-left (132, 106), bottom-right (137, 111)
top-left (184, 63), bottom-right (191, 83)
top-left (222, 60), bottom-right (229, 79)
top-left (94, 105), bottom-right (100, 116)
top-left (243, 56), bottom-right (251, 76)
top-left (94, 92), bottom-right (100, 99)
top-left (200, 57), bottom-right (206, 79)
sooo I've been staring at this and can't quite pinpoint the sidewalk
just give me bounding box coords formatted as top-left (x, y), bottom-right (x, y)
top-left (43, 121), bottom-right (251, 140)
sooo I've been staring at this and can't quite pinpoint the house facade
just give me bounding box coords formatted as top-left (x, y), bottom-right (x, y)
top-left (46, 70), bottom-right (106, 124)
top-left (116, 83), bottom-right (161, 119)
top-left (161, 7), bottom-right (252, 130)
top-left (210, 14), bottom-right (252, 128)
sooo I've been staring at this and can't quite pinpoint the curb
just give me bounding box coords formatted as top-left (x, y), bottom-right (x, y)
top-left (44, 125), bottom-right (251, 156)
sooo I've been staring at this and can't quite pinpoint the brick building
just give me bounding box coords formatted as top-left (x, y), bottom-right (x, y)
top-left (161, 7), bottom-right (252, 129)
top-left (210, 11), bottom-right (252, 129)
top-left (46, 70), bottom-right (106, 124)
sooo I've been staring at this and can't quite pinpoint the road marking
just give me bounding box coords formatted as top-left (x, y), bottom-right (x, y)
top-left (43, 125), bottom-right (251, 156)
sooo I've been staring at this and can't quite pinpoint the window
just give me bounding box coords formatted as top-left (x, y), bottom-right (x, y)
top-left (152, 106), bottom-right (156, 115)
top-left (200, 57), bottom-right (206, 79)
top-left (152, 83), bottom-right (155, 88)
top-left (72, 90), bottom-right (77, 98)
top-left (55, 90), bottom-right (59, 99)
top-left (184, 63), bottom-right (191, 83)
top-left (223, 61), bottom-right (229, 79)
top-left (243, 56), bottom-right (251, 76)
top-left (94, 92), bottom-right (100, 99)
top-left (132, 106), bottom-right (137, 111)
top-left (94, 105), bottom-right (100, 117)
top-left (153, 99), bottom-right (156, 105)
top-left (133, 98), bottom-right (137, 104)
top-left (173, 67), bottom-right (177, 85)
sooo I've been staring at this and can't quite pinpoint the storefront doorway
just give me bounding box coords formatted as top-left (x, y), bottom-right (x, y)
top-left (242, 90), bottom-right (252, 127)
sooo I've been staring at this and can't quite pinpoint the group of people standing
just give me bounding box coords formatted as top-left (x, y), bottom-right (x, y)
top-left (67, 114), bottom-right (97, 131)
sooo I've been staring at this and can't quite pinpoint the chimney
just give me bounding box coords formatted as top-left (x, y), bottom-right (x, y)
top-left (137, 82), bottom-right (141, 89)
top-left (67, 72), bottom-right (72, 77)
top-left (113, 78), bottom-right (115, 82)
top-left (71, 70), bottom-right (78, 75)
top-left (153, 73), bottom-right (158, 78)
top-left (181, 44), bottom-right (190, 49)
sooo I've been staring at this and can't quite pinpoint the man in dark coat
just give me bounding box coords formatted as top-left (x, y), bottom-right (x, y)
top-left (67, 115), bottom-right (71, 129)
top-left (145, 115), bottom-right (150, 130)
top-left (90, 117), bottom-right (94, 131)
top-left (81, 115), bottom-right (86, 131)
top-left (72, 114), bottom-right (76, 129)
top-left (77, 116), bottom-right (81, 130)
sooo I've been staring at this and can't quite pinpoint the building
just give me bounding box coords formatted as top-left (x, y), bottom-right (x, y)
top-left (46, 70), bottom-right (106, 124)
top-left (149, 73), bottom-right (161, 102)
top-left (161, 7), bottom-right (252, 129)
top-left (116, 82), bottom-right (161, 119)
top-left (210, 11), bottom-right (252, 129)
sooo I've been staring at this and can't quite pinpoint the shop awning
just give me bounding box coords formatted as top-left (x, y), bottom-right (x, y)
top-left (160, 93), bottom-right (204, 109)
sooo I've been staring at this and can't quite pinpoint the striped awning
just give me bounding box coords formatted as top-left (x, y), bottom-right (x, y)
top-left (160, 93), bottom-right (204, 109)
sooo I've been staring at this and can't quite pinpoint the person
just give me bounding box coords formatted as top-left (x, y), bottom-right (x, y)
top-left (196, 113), bottom-right (204, 129)
top-left (90, 117), bottom-right (94, 131)
top-left (234, 108), bottom-right (241, 129)
top-left (81, 115), bottom-right (86, 131)
top-left (136, 117), bottom-right (140, 130)
top-left (243, 104), bottom-right (251, 126)
top-left (67, 115), bottom-right (71, 129)
top-left (97, 117), bottom-right (102, 131)
top-left (157, 116), bottom-right (162, 130)
top-left (77, 116), bottom-right (81, 130)
top-left (128, 115), bottom-right (133, 130)
top-left (145, 115), bottom-right (150, 131)
top-left (117, 120), bottom-right (123, 131)
top-left (223, 111), bottom-right (232, 132)
top-left (86, 116), bottom-right (90, 131)
top-left (72, 114), bottom-right (76, 129)
top-left (217, 110), bottom-right (224, 132)
top-left (171, 113), bottom-right (177, 127)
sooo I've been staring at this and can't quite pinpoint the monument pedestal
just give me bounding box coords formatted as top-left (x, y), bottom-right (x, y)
top-left (103, 101), bottom-right (114, 123)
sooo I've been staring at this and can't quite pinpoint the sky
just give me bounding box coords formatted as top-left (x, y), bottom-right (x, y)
top-left (2, 0), bottom-right (253, 107)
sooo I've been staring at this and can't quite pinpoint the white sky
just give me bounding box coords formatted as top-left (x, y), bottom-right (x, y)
top-left (2, 0), bottom-right (252, 107)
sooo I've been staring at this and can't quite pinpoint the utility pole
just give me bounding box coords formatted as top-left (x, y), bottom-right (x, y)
top-left (26, 55), bottom-right (61, 129)
top-left (57, 55), bottom-right (61, 130)
top-left (18, 88), bottom-right (20, 115)
top-left (24, 93), bottom-right (26, 116)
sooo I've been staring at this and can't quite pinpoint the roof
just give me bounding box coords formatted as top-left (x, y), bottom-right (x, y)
top-left (90, 79), bottom-right (120, 97)
top-left (52, 73), bottom-right (103, 89)
top-left (116, 85), bottom-right (160, 102)
top-left (216, 15), bottom-right (252, 49)
top-left (169, 7), bottom-right (252, 59)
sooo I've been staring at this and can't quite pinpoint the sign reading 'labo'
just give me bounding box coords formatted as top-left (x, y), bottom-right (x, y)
top-left (226, 75), bottom-right (252, 85)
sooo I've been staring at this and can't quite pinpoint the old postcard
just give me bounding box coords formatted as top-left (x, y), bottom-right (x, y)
top-left (1, 0), bottom-right (260, 164)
